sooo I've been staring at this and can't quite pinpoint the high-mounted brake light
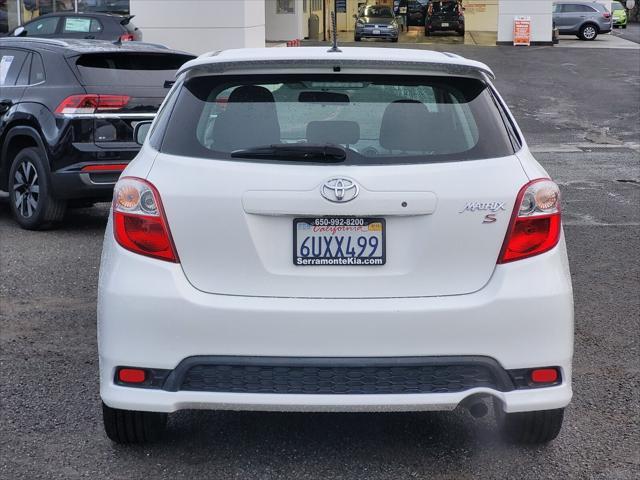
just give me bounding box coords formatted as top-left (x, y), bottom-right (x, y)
top-left (55, 94), bottom-right (130, 115)
top-left (498, 179), bottom-right (561, 263)
top-left (113, 177), bottom-right (179, 262)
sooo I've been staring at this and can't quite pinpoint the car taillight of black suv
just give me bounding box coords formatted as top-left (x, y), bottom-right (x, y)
top-left (0, 38), bottom-right (194, 229)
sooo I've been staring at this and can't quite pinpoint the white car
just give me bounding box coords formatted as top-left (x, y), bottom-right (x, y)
top-left (98, 47), bottom-right (574, 444)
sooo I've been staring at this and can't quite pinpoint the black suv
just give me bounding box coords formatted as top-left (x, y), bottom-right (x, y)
top-left (425, 0), bottom-right (465, 36)
top-left (6, 12), bottom-right (142, 42)
top-left (0, 38), bottom-right (194, 229)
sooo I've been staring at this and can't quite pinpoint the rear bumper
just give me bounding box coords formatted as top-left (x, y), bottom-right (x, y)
top-left (51, 160), bottom-right (132, 200)
top-left (98, 226), bottom-right (574, 413)
top-left (51, 171), bottom-right (117, 201)
top-left (427, 20), bottom-right (464, 31)
top-left (356, 29), bottom-right (399, 39)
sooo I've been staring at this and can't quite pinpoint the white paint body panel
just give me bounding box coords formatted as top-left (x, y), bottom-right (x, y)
top-left (98, 47), bottom-right (573, 414)
top-left (148, 155), bottom-right (525, 298)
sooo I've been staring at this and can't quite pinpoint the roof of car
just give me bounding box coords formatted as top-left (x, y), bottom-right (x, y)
top-left (178, 47), bottom-right (495, 79)
top-left (25, 11), bottom-right (131, 19)
top-left (0, 37), bottom-right (192, 56)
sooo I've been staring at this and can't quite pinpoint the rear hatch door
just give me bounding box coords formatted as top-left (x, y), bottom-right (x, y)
top-left (71, 51), bottom-right (193, 146)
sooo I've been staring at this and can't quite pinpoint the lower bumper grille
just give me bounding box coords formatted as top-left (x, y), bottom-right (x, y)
top-left (168, 357), bottom-right (515, 395)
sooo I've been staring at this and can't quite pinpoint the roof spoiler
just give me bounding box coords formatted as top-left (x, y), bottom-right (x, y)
top-left (120, 15), bottom-right (135, 26)
top-left (178, 58), bottom-right (495, 80)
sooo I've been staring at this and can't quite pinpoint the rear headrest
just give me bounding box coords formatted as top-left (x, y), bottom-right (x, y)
top-left (228, 85), bottom-right (276, 103)
top-left (379, 100), bottom-right (435, 151)
top-left (210, 85), bottom-right (281, 151)
top-left (306, 121), bottom-right (360, 145)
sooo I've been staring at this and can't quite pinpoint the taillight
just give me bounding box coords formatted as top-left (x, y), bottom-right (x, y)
top-left (113, 177), bottom-right (179, 262)
top-left (498, 179), bottom-right (561, 263)
top-left (55, 94), bottom-right (130, 115)
top-left (119, 33), bottom-right (135, 42)
top-left (603, 12), bottom-right (611, 18)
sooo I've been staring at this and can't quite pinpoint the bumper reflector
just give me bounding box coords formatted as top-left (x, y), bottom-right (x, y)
top-left (118, 368), bottom-right (146, 384)
top-left (81, 164), bottom-right (128, 172)
top-left (530, 368), bottom-right (559, 384)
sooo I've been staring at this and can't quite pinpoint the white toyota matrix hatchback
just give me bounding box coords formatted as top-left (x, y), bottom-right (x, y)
top-left (98, 47), bottom-right (573, 444)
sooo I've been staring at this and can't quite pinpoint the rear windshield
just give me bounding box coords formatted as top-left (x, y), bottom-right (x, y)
top-left (159, 74), bottom-right (515, 165)
top-left (431, 2), bottom-right (459, 14)
top-left (75, 53), bottom-right (193, 86)
top-left (363, 6), bottom-right (394, 17)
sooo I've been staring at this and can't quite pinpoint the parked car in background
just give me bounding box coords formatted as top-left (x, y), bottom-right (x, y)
top-left (98, 46), bottom-right (573, 446)
top-left (611, 1), bottom-right (628, 28)
top-left (354, 5), bottom-right (400, 42)
top-left (552, 1), bottom-right (612, 40)
top-left (0, 38), bottom-right (194, 229)
top-left (406, 0), bottom-right (428, 27)
top-left (6, 12), bottom-right (141, 42)
top-left (425, 0), bottom-right (465, 36)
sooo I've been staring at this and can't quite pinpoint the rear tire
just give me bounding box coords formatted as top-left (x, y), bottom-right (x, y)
top-left (102, 402), bottom-right (167, 444)
top-left (578, 23), bottom-right (598, 41)
top-left (391, 37), bottom-right (398, 43)
top-left (8, 147), bottom-right (66, 230)
top-left (497, 406), bottom-right (565, 444)
top-left (354, 36), bottom-right (361, 42)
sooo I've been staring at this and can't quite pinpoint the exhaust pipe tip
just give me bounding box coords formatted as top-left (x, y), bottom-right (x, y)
top-left (468, 401), bottom-right (489, 418)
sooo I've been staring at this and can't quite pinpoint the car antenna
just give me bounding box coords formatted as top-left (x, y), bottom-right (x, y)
top-left (113, 37), bottom-right (122, 46)
top-left (327, 11), bottom-right (341, 53)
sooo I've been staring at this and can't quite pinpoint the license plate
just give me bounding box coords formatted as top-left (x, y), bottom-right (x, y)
top-left (294, 217), bottom-right (385, 266)
top-left (441, 22), bottom-right (449, 27)
top-left (372, 29), bottom-right (381, 35)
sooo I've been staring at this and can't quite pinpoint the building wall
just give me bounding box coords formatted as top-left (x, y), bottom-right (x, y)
top-left (265, 0), bottom-right (306, 41)
top-left (464, 1), bottom-right (499, 32)
top-left (130, 0), bottom-right (266, 54)
top-left (498, 0), bottom-right (553, 44)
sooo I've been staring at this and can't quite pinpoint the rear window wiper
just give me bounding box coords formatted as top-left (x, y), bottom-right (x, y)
top-left (230, 144), bottom-right (347, 162)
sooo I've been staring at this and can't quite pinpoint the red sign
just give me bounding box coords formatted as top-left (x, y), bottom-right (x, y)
top-left (513, 16), bottom-right (531, 46)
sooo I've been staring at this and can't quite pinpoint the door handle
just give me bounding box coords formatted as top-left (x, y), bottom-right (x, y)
top-left (85, 35), bottom-right (95, 39)
top-left (0, 99), bottom-right (13, 115)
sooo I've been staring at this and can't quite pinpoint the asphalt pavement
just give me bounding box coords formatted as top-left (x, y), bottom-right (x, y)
top-left (1, 44), bottom-right (639, 479)
top-left (613, 22), bottom-right (640, 44)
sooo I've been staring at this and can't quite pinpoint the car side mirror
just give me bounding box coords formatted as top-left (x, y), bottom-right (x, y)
top-left (13, 26), bottom-right (26, 37)
top-left (134, 121), bottom-right (152, 146)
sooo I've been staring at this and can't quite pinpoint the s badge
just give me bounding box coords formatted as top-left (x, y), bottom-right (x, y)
top-left (483, 214), bottom-right (497, 224)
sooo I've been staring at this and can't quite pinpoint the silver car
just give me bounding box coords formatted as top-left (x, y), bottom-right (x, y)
top-left (553, 1), bottom-right (613, 40)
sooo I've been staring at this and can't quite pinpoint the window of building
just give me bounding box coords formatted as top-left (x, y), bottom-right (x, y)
top-left (277, 0), bottom-right (295, 14)
top-left (81, 0), bottom-right (130, 15)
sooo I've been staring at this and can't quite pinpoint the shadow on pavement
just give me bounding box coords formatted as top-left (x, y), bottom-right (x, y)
top-left (0, 200), bottom-right (110, 233)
